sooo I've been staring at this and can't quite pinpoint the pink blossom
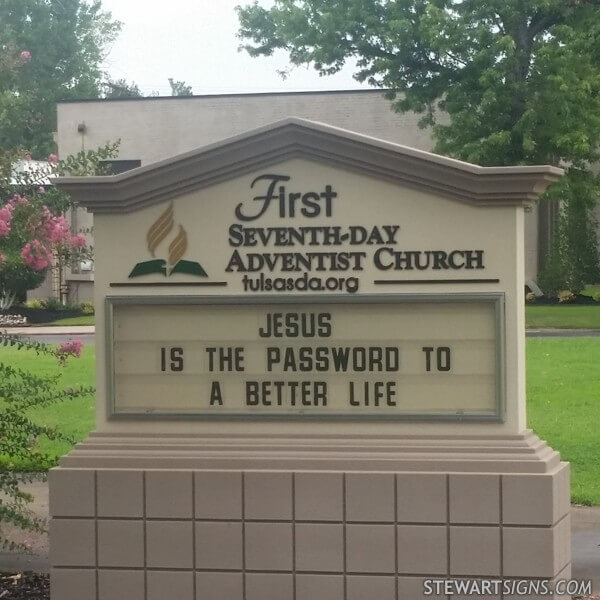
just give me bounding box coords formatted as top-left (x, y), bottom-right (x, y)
top-left (55, 339), bottom-right (84, 364)
top-left (11, 194), bottom-right (27, 205)
top-left (42, 211), bottom-right (71, 245)
top-left (19, 50), bottom-right (31, 63)
top-left (48, 153), bottom-right (59, 165)
top-left (71, 233), bottom-right (87, 248)
top-left (38, 186), bottom-right (46, 194)
top-left (0, 206), bottom-right (12, 237)
top-left (0, 253), bottom-right (5, 264)
top-left (21, 240), bottom-right (53, 271)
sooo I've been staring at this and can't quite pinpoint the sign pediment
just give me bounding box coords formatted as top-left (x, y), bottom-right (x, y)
top-left (56, 118), bottom-right (562, 214)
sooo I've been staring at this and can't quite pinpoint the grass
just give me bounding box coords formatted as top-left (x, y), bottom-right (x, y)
top-left (45, 315), bottom-right (95, 326)
top-left (526, 305), bottom-right (600, 329)
top-left (527, 338), bottom-right (600, 505)
top-left (0, 338), bottom-right (598, 504)
top-left (0, 344), bottom-right (95, 470)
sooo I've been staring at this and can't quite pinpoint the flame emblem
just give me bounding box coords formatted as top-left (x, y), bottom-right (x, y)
top-left (147, 202), bottom-right (174, 257)
top-left (168, 226), bottom-right (188, 272)
top-left (128, 204), bottom-right (207, 279)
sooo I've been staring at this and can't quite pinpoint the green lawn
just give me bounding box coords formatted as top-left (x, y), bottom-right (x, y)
top-left (0, 339), bottom-right (599, 504)
top-left (46, 315), bottom-right (95, 326)
top-left (526, 305), bottom-right (600, 329)
top-left (527, 338), bottom-right (600, 505)
top-left (0, 344), bottom-right (95, 470)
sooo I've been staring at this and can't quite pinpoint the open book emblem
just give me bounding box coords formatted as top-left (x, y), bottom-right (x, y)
top-left (128, 203), bottom-right (208, 278)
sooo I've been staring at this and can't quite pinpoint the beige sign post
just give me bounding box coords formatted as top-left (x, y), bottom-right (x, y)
top-left (50, 119), bottom-right (570, 600)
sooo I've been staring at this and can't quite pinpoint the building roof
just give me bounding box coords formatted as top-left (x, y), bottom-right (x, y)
top-left (57, 88), bottom-right (387, 104)
top-left (11, 159), bottom-right (54, 185)
top-left (55, 117), bottom-right (563, 214)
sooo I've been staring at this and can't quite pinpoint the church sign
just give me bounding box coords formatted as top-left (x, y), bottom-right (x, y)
top-left (55, 119), bottom-right (564, 435)
top-left (51, 119), bottom-right (571, 600)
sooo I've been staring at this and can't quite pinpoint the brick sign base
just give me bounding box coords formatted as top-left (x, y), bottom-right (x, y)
top-left (49, 431), bottom-right (570, 600)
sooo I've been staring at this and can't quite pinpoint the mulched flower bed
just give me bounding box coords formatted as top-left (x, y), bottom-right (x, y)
top-left (2, 307), bottom-right (84, 325)
top-left (525, 291), bottom-right (598, 305)
top-left (0, 573), bottom-right (49, 600)
top-left (0, 572), bottom-right (597, 600)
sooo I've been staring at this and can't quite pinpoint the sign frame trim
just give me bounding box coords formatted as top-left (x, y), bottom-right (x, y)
top-left (104, 293), bottom-right (506, 423)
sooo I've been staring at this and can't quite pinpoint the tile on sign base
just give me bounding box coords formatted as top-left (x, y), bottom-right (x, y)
top-left (97, 520), bottom-right (144, 568)
top-left (296, 574), bottom-right (344, 600)
top-left (245, 573), bottom-right (293, 600)
top-left (147, 570), bottom-right (194, 600)
top-left (244, 522), bottom-right (293, 571)
top-left (49, 469), bottom-right (95, 517)
top-left (244, 472), bottom-right (293, 520)
top-left (449, 474), bottom-right (500, 524)
top-left (98, 570), bottom-right (144, 600)
top-left (145, 470), bottom-right (193, 518)
top-left (398, 576), bottom-right (447, 600)
top-left (195, 522), bottom-right (243, 570)
top-left (50, 569), bottom-right (96, 600)
top-left (97, 470), bottom-right (143, 518)
top-left (449, 526), bottom-right (501, 577)
top-left (50, 519), bottom-right (96, 567)
top-left (295, 472), bottom-right (343, 521)
top-left (503, 515), bottom-right (571, 578)
top-left (346, 524), bottom-right (396, 574)
top-left (195, 471), bottom-right (242, 519)
top-left (146, 521), bottom-right (194, 569)
top-left (195, 572), bottom-right (243, 600)
top-left (346, 473), bottom-right (395, 522)
top-left (295, 523), bottom-right (344, 572)
top-left (396, 473), bottom-right (447, 524)
top-left (346, 575), bottom-right (396, 600)
top-left (397, 524), bottom-right (447, 574)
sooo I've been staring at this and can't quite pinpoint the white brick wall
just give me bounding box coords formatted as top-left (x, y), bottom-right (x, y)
top-left (57, 90), bottom-right (435, 165)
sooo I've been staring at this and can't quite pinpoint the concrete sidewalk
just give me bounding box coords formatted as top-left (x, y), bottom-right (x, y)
top-left (1, 480), bottom-right (599, 593)
top-left (2, 326), bottom-right (95, 336)
top-left (527, 328), bottom-right (600, 337)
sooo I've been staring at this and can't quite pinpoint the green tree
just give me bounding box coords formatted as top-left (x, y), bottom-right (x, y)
top-left (168, 77), bottom-right (193, 96)
top-left (237, 0), bottom-right (600, 291)
top-left (0, 0), bottom-right (121, 157)
top-left (0, 334), bottom-right (93, 551)
top-left (103, 78), bottom-right (143, 99)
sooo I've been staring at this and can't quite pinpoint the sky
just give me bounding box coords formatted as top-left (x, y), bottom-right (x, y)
top-left (99, 0), bottom-right (367, 96)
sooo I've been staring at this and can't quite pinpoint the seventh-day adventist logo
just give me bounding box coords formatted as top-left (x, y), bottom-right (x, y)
top-left (128, 202), bottom-right (207, 278)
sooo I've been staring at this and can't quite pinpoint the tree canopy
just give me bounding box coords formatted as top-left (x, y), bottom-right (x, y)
top-left (0, 0), bottom-right (121, 157)
top-left (168, 77), bottom-right (193, 97)
top-left (237, 0), bottom-right (600, 167)
top-left (237, 0), bottom-right (600, 290)
top-left (103, 78), bottom-right (143, 99)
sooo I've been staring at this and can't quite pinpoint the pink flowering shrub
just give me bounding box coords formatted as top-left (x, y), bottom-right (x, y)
top-left (0, 192), bottom-right (90, 307)
top-left (0, 204), bottom-right (12, 236)
top-left (21, 239), bottom-right (53, 270)
top-left (55, 339), bottom-right (84, 364)
top-left (0, 141), bottom-right (118, 308)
